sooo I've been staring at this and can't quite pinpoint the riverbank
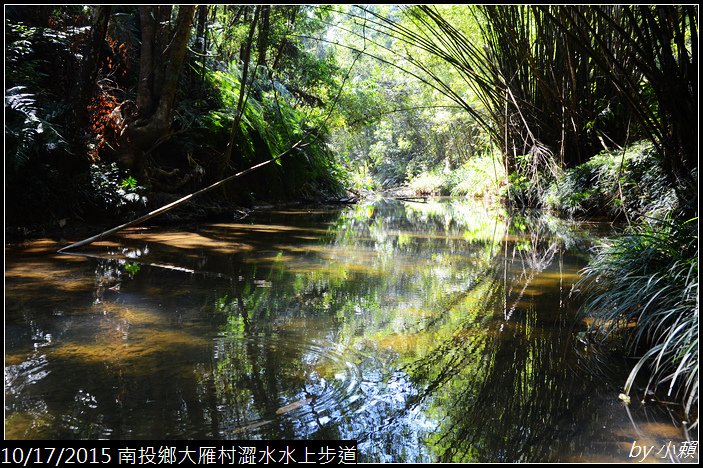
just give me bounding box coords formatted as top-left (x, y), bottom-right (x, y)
top-left (5, 191), bottom-right (360, 246)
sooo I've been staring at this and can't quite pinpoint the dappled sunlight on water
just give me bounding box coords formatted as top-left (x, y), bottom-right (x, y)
top-left (121, 230), bottom-right (256, 254)
top-left (5, 198), bottom-right (696, 461)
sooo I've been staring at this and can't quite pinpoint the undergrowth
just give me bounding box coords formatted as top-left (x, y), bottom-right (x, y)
top-left (544, 141), bottom-right (677, 220)
top-left (579, 214), bottom-right (698, 419)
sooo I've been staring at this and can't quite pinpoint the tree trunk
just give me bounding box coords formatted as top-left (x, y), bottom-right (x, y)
top-left (196, 5), bottom-right (208, 87)
top-left (120, 5), bottom-right (195, 177)
top-left (256, 6), bottom-right (270, 69)
top-left (223, 6), bottom-right (260, 165)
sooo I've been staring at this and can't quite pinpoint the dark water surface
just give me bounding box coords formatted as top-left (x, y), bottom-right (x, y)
top-left (5, 198), bottom-right (694, 462)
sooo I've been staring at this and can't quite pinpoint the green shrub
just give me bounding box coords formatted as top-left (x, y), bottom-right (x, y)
top-left (501, 146), bottom-right (561, 209)
top-left (409, 171), bottom-right (449, 195)
top-left (451, 154), bottom-right (505, 198)
top-left (408, 153), bottom-right (505, 197)
top-left (544, 141), bottom-right (677, 219)
top-left (198, 63), bottom-right (345, 200)
top-left (85, 163), bottom-right (147, 218)
top-left (349, 164), bottom-right (377, 192)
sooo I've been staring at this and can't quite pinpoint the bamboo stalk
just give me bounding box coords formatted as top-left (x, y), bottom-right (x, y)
top-left (57, 144), bottom-right (303, 253)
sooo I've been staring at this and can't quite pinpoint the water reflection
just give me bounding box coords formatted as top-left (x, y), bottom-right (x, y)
top-left (5, 198), bottom-right (695, 462)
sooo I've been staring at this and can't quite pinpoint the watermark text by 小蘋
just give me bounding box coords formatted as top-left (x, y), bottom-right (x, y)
top-left (628, 440), bottom-right (698, 462)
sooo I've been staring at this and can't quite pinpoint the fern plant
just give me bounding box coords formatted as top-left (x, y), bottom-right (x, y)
top-left (5, 86), bottom-right (41, 173)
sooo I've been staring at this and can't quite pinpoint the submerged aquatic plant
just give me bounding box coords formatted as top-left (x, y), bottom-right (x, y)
top-left (579, 215), bottom-right (698, 417)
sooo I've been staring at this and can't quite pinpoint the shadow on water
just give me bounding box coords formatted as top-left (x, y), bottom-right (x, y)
top-left (4, 198), bottom-right (696, 462)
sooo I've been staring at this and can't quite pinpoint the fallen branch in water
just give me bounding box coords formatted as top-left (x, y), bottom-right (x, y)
top-left (57, 143), bottom-right (306, 253)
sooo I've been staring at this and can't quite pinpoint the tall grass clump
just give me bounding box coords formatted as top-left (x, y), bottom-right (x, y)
top-left (579, 215), bottom-right (698, 418)
top-left (451, 152), bottom-right (505, 198)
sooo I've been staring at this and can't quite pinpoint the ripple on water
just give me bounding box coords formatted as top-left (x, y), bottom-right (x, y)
top-left (213, 330), bottom-right (436, 446)
top-left (5, 354), bottom-right (51, 396)
top-left (214, 333), bottom-right (366, 438)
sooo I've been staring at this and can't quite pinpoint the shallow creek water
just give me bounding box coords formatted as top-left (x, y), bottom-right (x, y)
top-left (5, 198), bottom-right (695, 462)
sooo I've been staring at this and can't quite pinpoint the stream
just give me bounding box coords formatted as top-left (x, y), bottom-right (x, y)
top-left (4, 197), bottom-right (694, 462)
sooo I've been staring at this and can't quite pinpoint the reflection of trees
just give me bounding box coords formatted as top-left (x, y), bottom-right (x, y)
top-left (8, 198), bottom-right (620, 454)
top-left (204, 198), bottom-right (510, 443)
top-left (199, 200), bottom-right (612, 457)
top-left (222, 204), bottom-right (626, 459)
top-left (399, 214), bottom-right (616, 462)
